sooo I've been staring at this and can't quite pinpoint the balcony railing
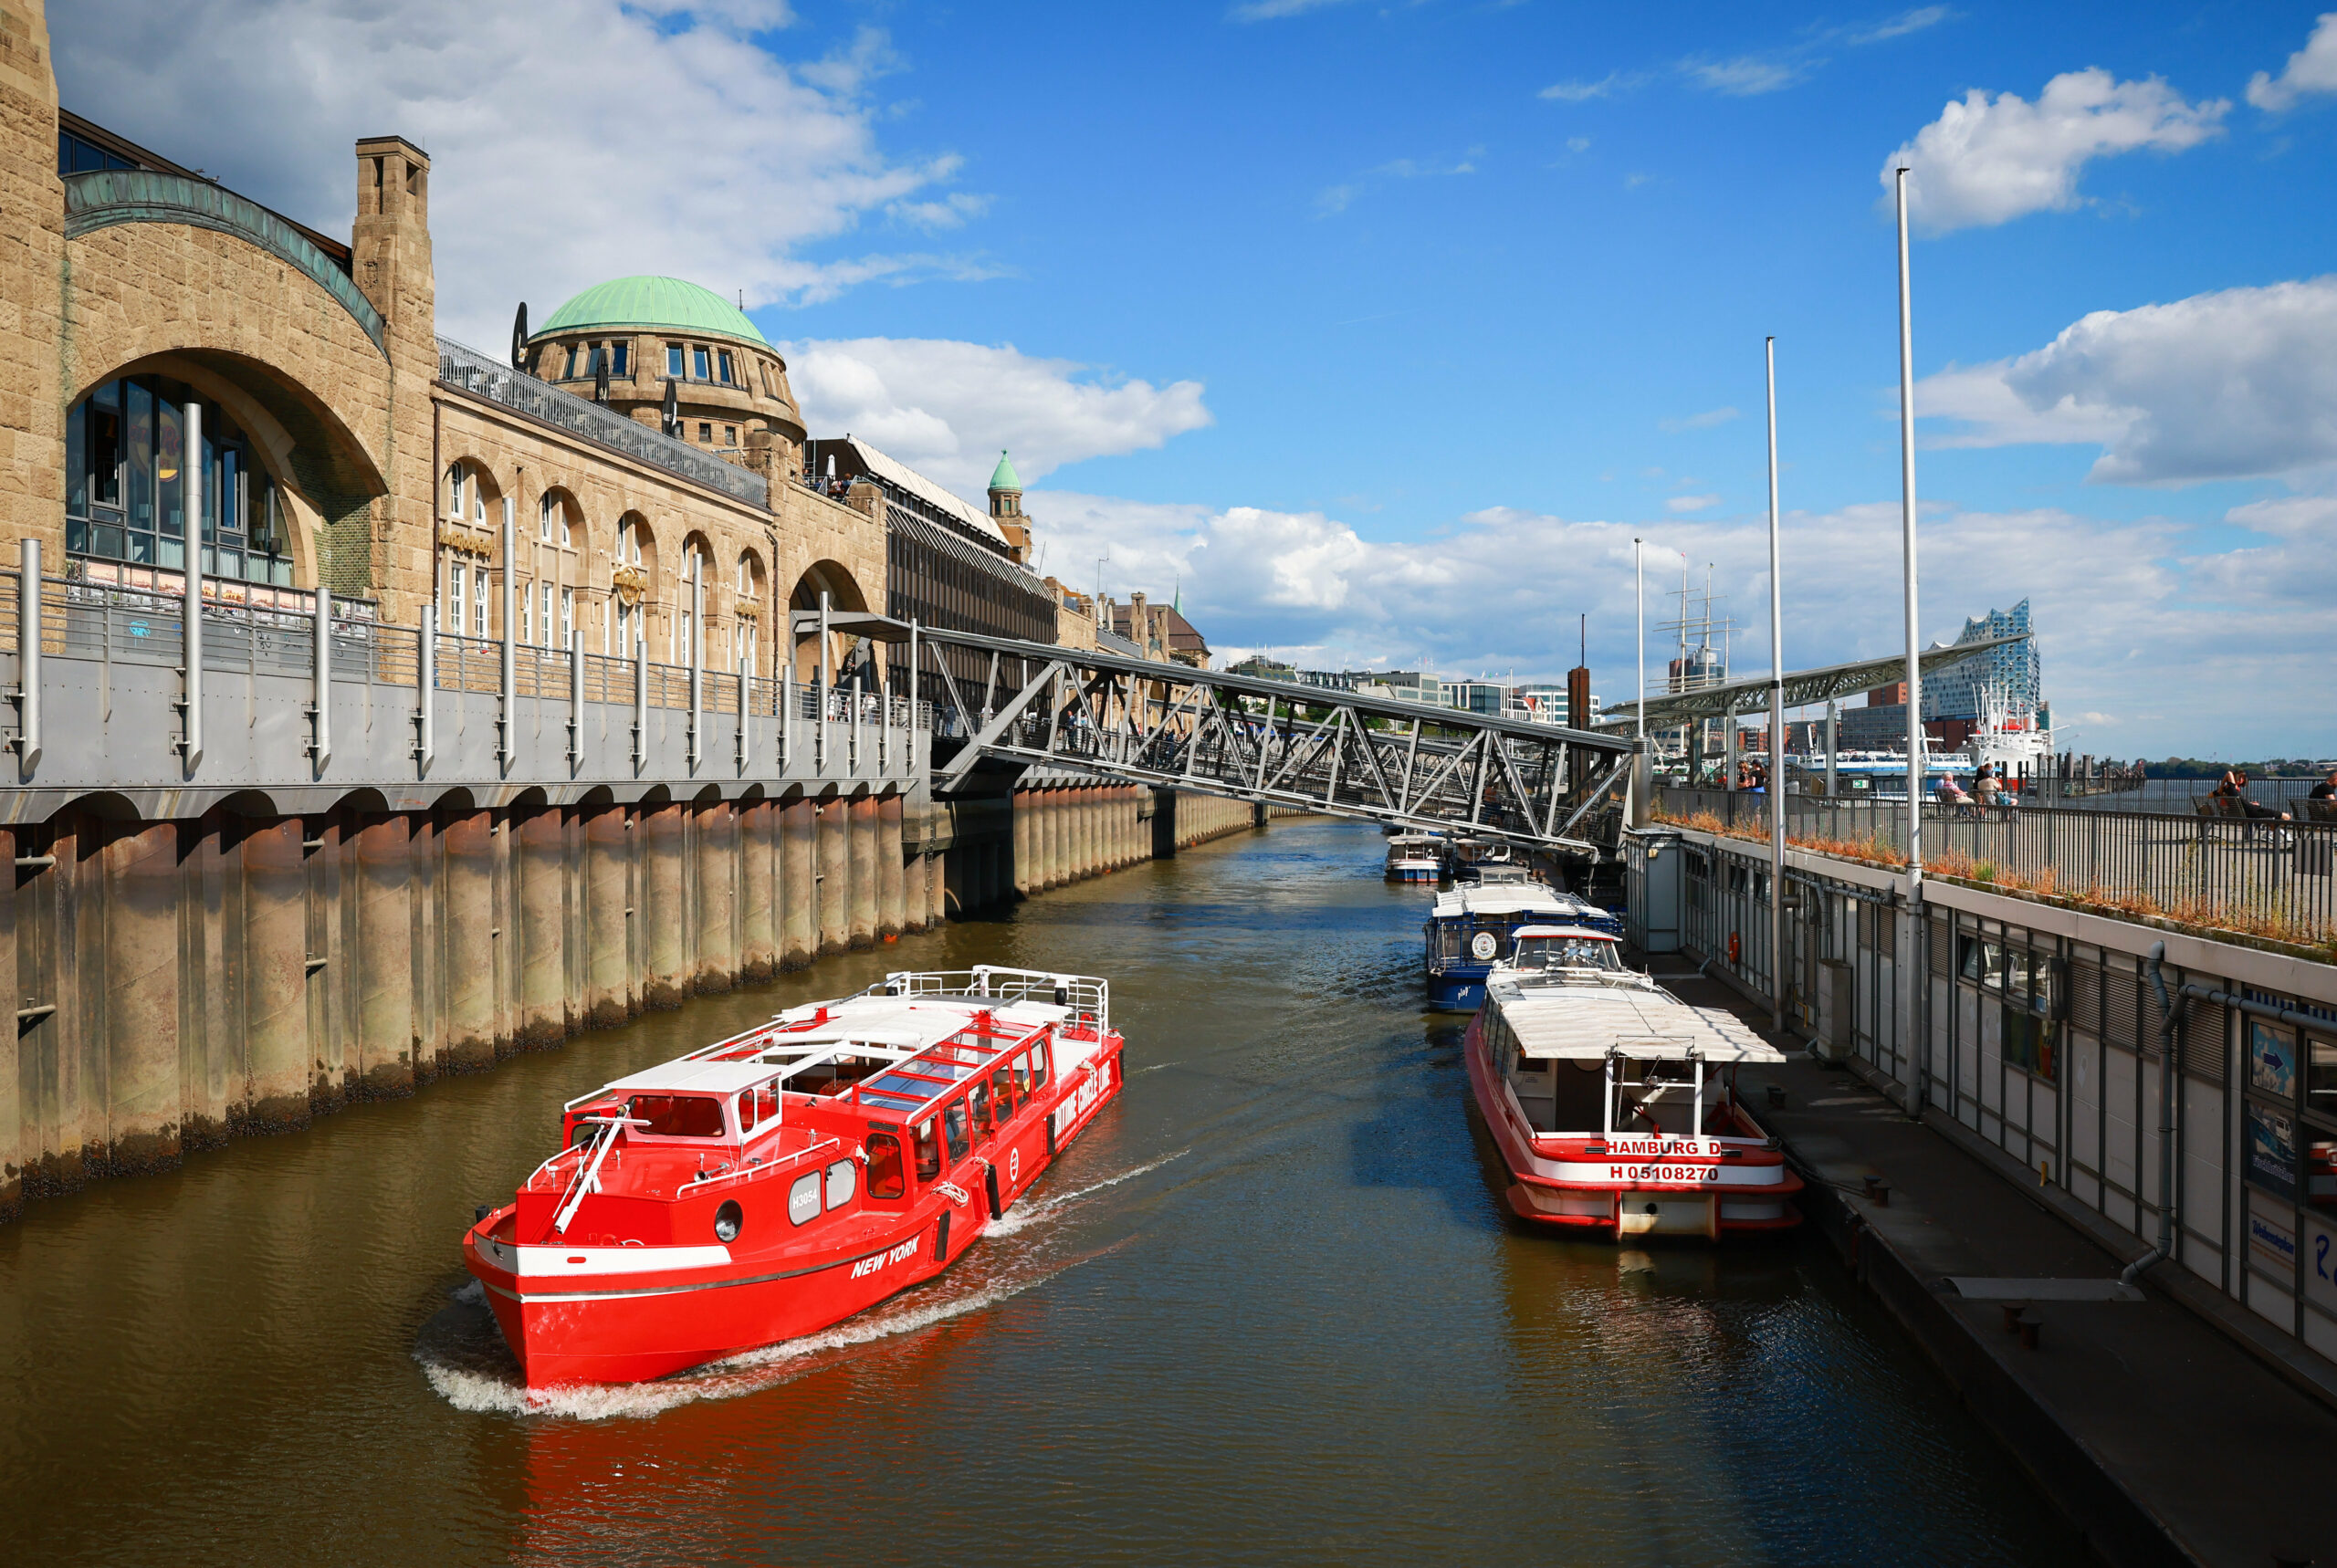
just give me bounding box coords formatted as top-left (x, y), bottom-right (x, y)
top-left (435, 338), bottom-right (769, 509)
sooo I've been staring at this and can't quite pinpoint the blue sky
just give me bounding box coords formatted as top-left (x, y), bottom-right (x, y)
top-left (52, 1), bottom-right (2337, 756)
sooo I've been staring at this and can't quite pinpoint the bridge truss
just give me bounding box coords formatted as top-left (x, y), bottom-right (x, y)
top-left (905, 628), bottom-right (1635, 855)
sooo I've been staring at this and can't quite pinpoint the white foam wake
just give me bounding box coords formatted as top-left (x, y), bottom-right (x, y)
top-left (421, 1246), bottom-right (1118, 1423)
top-left (986, 1147), bottom-right (1187, 1237)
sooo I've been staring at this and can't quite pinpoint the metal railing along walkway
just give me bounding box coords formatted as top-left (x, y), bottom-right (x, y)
top-left (1657, 786), bottom-right (2337, 943)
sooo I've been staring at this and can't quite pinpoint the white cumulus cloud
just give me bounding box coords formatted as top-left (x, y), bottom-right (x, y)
top-left (785, 339), bottom-right (1212, 497)
top-left (1882, 68), bottom-right (2227, 232)
top-left (1020, 489), bottom-right (2328, 754)
top-left (1914, 277), bottom-right (2337, 483)
top-left (2248, 13), bottom-right (2337, 111)
top-left (48, 0), bottom-right (991, 347)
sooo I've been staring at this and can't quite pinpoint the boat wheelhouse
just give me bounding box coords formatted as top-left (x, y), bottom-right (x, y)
top-left (1443, 837), bottom-right (1517, 884)
top-left (1464, 928), bottom-right (1800, 1239)
top-left (1386, 833), bottom-right (1443, 883)
top-left (463, 967), bottom-right (1125, 1387)
top-left (1424, 885), bottom-right (1618, 1011)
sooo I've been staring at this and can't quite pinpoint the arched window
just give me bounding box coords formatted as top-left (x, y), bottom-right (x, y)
top-left (66, 375), bottom-right (291, 585)
top-left (445, 461), bottom-right (485, 525)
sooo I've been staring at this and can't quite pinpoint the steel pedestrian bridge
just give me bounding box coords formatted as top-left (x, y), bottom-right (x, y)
top-left (903, 626), bottom-right (1635, 854)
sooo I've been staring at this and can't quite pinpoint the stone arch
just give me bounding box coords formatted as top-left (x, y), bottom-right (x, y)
top-left (65, 350), bottom-right (387, 594)
top-left (787, 559), bottom-right (872, 682)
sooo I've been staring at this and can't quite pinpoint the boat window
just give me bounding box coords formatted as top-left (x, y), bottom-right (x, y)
top-left (626, 1093), bottom-right (727, 1138)
top-left (788, 1171), bottom-right (822, 1225)
top-left (993, 1068), bottom-right (1019, 1122)
top-left (942, 1101), bottom-right (970, 1162)
top-left (1013, 1051), bottom-right (1032, 1098)
top-left (1029, 1041), bottom-right (1049, 1091)
top-left (914, 1118), bottom-right (941, 1180)
top-left (825, 1159), bottom-right (856, 1210)
top-left (1513, 937), bottom-right (1621, 972)
top-left (866, 1134), bottom-right (907, 1199)
top-left (969, 1081), bottom-right (992, 1136)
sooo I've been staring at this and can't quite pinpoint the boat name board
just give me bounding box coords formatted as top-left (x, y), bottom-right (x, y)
top-left (849, 1235), bottom-right (926, 1281)
top-left (1603, 1137), bottom-right (1726, 1158)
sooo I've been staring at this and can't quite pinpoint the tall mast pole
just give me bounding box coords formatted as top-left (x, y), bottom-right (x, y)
top-left (1634, 539), bottom-right (1645, 742)
top-left (1895, 164), bottom-right (1927, 1113)
top-left (1766, 336), bottom-right (1785, 1035)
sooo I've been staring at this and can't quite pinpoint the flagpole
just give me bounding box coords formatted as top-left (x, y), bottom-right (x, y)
top-left (1766, 337), bottom-right (1785, 1035)
top-left (1896, 164), bottom-right (1927, 1114)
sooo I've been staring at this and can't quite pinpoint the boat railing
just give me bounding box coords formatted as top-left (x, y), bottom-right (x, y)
top-left (870, 966), bottom-right (1110, 1035)
top-left (685, 1132), bottom-right (843, 1195)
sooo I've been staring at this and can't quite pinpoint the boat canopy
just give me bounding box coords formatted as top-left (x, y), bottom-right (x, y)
top-left (1430, 886), bottom-right (1574, 920)
top-left (600, 1059), bottom-right (787, 1097)
top-left (1512, 924), bottom-right (1619, 942)
top-left (1494, 989), bottom-right (1785, 1063)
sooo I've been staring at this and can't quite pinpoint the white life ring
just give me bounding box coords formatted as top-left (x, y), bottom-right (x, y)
top-left (1470, 931), bottom-right (1500, 961)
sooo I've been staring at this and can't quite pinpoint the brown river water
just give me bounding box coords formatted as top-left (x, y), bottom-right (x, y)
top-left (0, 817), bottom-right (2079, 1565)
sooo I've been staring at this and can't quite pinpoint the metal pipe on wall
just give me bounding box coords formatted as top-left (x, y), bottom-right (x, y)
top-left (499, 504), bottom-right (516, 770)
top-left (416, 604), bottom-right (436, 770)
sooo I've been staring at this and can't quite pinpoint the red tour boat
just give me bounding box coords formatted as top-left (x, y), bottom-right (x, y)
top-left (463, 967), bottom-right (1125, 1387)
top-left (1463, 927), bottom-right (1802, 1239)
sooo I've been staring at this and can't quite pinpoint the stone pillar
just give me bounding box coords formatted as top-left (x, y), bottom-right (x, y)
top-left (781, 799), bottom-right (816, 968)
top-left (1043, 789), bottom-right (1064, 889)
top-left (440, 808), bottom-right (498, 1067)
top-left (1079, 789), bottom-right (1096, 879)
top-left (641, 800), bottom-right (687, 1009)
top-left (1012, 789), bottom-right (1032, 898)
top-left (817, 800), bottom-right (849, 955)
top-left (517, 807), bottom-right (567, 1047)
top-left (878, 793), bottom-right (906, 939)
top-left (355, 815), bottom-right (415, 1093)
top-left (849, 795), bottom-right (877, 948)
top-left (693, 799), bottom-right (739, 994)
top-left (740, 798), bottom-right (777, 982)
top-left (244, 816), bottom-right (314, 1126)
top-left (582, 804), bottom-right (631, 1027)
top-left (103, 821), bottom-right (182, 1173)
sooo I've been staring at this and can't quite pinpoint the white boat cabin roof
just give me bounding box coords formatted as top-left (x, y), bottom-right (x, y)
top-left (1489, 984), bottom-right (1785, 1064)
top-left (1513, 924), bottom-right (1619, 942)
top-left (1430, 885), bottom-right (1586, 920)
top-left (584, 992), bottom-right (1074, 1103)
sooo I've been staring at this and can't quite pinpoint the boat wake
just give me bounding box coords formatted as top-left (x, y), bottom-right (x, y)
top-left (985, 1147), bottom-right (1186, 1236)
top-left (414, 1141), bottom-right (1183, 1422)
top-left (419, 1239), bottom-right (1125, 1422)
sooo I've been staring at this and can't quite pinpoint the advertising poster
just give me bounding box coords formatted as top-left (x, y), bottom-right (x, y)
top-left (2250, 1019), bottom-right (2296, 1099)
top-left (2247, 1101), bottom-right (2299, 1204)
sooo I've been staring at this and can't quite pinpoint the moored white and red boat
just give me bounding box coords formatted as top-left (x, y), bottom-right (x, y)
top-left (463, 967), bottom-right (1125, 1387)
top-left (1463, 927), bottom-right (1801, 1239)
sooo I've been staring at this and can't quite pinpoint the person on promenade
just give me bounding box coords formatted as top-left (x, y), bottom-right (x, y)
top-left (2219, 769), bottom-right (2291, 824)
top-left (2310, 769), bottom-right (2337, 802)
top-left (1974, 765), bottom-right (2003, 809)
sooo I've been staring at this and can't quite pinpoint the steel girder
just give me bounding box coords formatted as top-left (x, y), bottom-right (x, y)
top-left (910, 628), bottom-right (1633, 854)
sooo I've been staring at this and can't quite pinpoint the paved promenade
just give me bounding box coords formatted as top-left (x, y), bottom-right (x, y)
top-left (1660, 962), bottom-right (2337, 1568)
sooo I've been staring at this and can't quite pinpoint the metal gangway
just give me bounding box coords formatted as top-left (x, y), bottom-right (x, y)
top-left (897, 625), bottom-right (1635, 854)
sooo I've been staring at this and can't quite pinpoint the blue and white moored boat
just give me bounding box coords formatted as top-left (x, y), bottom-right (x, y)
top-left (1424, 884), bottom-right (1620, 1012)
top-left (1386, 834), bottom-right (1443, 883)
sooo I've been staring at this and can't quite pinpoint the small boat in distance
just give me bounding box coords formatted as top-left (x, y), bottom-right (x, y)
top-left (463, 967), bottom-right (1126, 1387)
top-left (1386, 833), bottom-right (1443, 883)
top-left (1464, 927), bottom-right (1800, 1239)
top-left (1424, 884), bottom-right (1619, 1011)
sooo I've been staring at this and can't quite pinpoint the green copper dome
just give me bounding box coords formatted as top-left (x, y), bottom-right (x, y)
top-left (989, 450), bottom-right (1022, 491)
top-left (532, 276), bottom-right (769, 346)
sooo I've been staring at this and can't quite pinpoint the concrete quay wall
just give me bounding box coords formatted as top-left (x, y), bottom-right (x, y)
top-left (0, 780), bottom-right (1280, 1222)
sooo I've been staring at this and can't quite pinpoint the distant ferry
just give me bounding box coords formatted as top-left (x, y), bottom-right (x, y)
top-left (1463, 927), bottom-right (1801, 1239)
top-left (1424, 883), bottom-right (1619, 1011)
top-left (1385, 833), bottom-right (1443, 883)
top-left (462, 967), bottom-right (1125, 1387)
